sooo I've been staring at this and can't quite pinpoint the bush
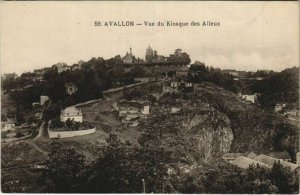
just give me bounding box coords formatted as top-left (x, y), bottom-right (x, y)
top-left (65, 119), bottom-right (81, 130)
top-left (15, 132), bottom-right (24, 138)
top-left (49, 117), bottom-right (64, 128)
top-left (27, 115), bottom-right (39, 125)
top-left (2, 132), bottom-right (8, 139)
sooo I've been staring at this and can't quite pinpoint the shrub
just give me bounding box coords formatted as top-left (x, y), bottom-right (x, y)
top-left (15, 132), bottom-right (24, 138)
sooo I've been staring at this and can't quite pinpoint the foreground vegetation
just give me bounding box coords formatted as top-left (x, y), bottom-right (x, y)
top-left (5, 136), bottom-right (293, 193)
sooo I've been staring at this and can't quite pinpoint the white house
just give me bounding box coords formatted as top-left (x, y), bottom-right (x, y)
top-left (242, 95), bottom-right (256, 103)
top-left (163, 82), bottom-right (179, 93)
top-left (141, 105), bottom-right (150, 115)
top-left (171, 107), bottom-right (182, 113)
top-left (274, 103), bottom-right (287, 112)
top-left (239, 94), bottom-right (258, 104)
top-left (1, 122), bottom-right (15, 132)
top-left (284, 109), bottom-right (299, 120)
top-left (60, 107), bottom-right (83, 123)
top-left (40, 95), bottom-right (50, 105)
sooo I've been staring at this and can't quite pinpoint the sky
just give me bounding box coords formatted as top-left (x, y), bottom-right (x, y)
top-left (1, 1), bottom-right (299, 75)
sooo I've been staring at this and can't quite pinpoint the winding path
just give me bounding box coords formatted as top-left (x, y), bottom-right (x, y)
top-left (28, 141), bottom-right (48, 156)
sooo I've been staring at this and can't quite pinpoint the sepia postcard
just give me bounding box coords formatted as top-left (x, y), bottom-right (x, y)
top-left (0, 1), bottom-right (299, 193)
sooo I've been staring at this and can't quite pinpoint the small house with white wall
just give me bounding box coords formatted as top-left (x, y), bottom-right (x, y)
top-left (163, 82), bottom-right (179, 93)
top-left (284, 109), bottom-right (299, 120)
top-left (242, 95), bottom-right (256, 103)
top-left (274, 103), bottom-right (287, 112)
top-left (171, 107), bottom-right (182, 113)
top-left (141, 105), bottom-right (150, 115)
top-left (40, 95), bottom-right (50, 105)
top-left (1, 122), bottom-right (15, 132)
top-left (238, 93), bottom-right (258, 104)
top-left (60, 106), bottom-right (83, 123)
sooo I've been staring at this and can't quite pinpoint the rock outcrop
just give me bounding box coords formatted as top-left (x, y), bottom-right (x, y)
top-left (139, 108), bottom-right (234, 163)
top-left (181, 110), bottom-right (233, 161)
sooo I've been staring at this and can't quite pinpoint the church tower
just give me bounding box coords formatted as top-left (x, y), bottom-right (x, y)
top-left (145, 44), bottom-right (154, 63)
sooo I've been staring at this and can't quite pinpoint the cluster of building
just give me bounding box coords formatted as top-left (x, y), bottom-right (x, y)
top-left (19, 71), bottom-right (45, 82)
top-left (222, 152), bottom-right (299, 174)
top-left (223, 69), bottom-right (268, 81)
top-left (113, 100), bottom-right (150, 127)
top-left (145, 45), bottom-right (167, 63)
top-left (122, 45), bottom-right (190, 65)
top-left (52, 61), bottom-right (84, 73)
top-left (163, 80), bottom-right (194, 94)
top-left (149, 78), bottom-right (213, 115)
top-left (1, 73), bottom-right (18, 81)
top-left (14, 61), bottom-right (84, 85)
top-left (1, 115), bottom-right (16, 132)
top-left (274, 103), bottom-right (299, 120)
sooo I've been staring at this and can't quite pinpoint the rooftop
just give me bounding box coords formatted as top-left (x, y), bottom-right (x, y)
top-left (254, 154), bottom-right (299, 171)
top-left (231, 156), bottom-right (271, 169)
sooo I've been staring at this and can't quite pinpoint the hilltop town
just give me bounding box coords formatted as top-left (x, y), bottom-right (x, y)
top-left (1, 46), bottom-right (299, 193)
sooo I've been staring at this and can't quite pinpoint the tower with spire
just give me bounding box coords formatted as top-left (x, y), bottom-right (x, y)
top-left (122, 46), bottom-right (135, 64)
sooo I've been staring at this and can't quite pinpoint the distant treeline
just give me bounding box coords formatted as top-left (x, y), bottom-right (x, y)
top-left (3, 57), bottom-right (298, 114)
top-left (188, 62), bottom-right (299, 107)
top-left (252, 67), bottom-right (299, 107)
top-left (187, 61), bottom-right (237, 92)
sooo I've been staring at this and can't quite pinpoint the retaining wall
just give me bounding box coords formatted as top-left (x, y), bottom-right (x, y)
top-left (48, 127), bottom-right (96, 139)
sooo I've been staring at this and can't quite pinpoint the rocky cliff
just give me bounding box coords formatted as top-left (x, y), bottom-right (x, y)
top-left (138, 108), bottom-right (234, 163)
top-left (181, 110), bottom-right (233, 161)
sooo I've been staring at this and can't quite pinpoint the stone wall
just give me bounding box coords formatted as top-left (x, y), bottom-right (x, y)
top-left (48, 127), bottom-right (96, 139)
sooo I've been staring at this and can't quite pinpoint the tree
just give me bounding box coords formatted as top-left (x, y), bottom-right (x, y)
top-left (268, 161), bottom-right (297, 193)
top-left (87, 134), bottom-right (140, 193)
top-left (87, 133), bottom-right (171, 193)
top-left (129, 65), bottom-right (146, 78)
top-left (250, 179), bottom-right (278, 194)
top-left (43, 101), bottom-right (61, 121)
top-left (49, 117), bottom-right (64, 128)
top-left (188, 62), bottom-right (236, 92)
top-left (38, 141), bottom-right (86, 193)
top-left (178, 176), bottom-right (202, 193)
top-left (74, 121), bottom-right (80, 130)
top-left (65, 118), bottom-right (73, 130)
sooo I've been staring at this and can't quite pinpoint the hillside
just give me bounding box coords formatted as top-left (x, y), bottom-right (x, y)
top-left (198, 82), bottom-right (298, 158)
top-left (1, 79), bottom-right (299, 192)
top-left (136, 81), bottom-right (298, 164)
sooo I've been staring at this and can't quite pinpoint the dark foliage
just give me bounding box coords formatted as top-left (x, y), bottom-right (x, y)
top-left (188, 61), bottom-right (236, 92)
top-left (87, 133), bottom-right (170, 193)
top-left (38, 141), bottom-right (86, 193)
top-left (171, 160), bottom-right (298, 194)
top-left (252, 66), bottom-right (299, 107)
